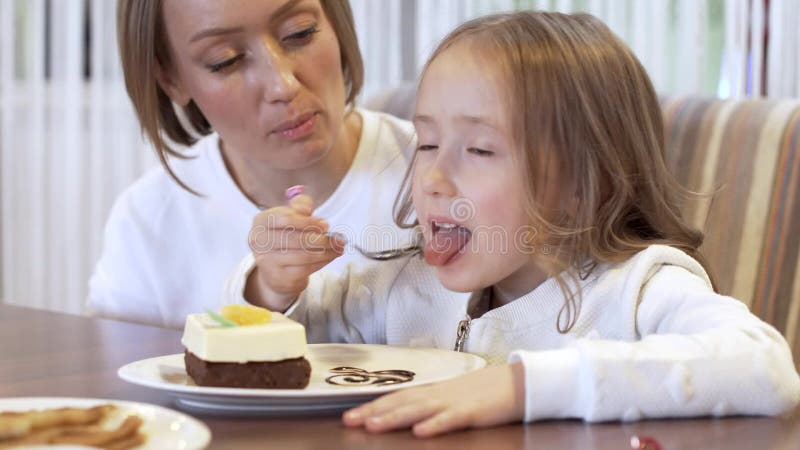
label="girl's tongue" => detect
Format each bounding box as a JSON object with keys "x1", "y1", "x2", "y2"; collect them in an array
[{"x1": 423, "y1": 224, "x2": 472, "y2": 266}]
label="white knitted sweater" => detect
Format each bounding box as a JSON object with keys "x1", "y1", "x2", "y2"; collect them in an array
[{"x1": 224, "y1": 244, "x2": 800, "y2": 422}]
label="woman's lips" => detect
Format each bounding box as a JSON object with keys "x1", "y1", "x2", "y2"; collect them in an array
[{"x1": 273, "y1": 113, "x2": 317, "y2": 140}]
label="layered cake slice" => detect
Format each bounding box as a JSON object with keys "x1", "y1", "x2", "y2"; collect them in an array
[{"x1": 181, "y1": 305, "x2": 311, "y2": 389}]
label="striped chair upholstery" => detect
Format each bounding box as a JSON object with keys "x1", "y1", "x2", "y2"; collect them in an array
[
  {"x1": 365, "y1": 88, "x2": 800, "y2": 371},
  {"x1": 661, "y1": 97, "x2": 800, "y2": 371}
]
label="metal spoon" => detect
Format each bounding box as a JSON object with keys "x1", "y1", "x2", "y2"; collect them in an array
[
  {"x1": 279, "y1": 185, "x2": 422, "y2": 261},
  {"x1": 328, "y1": 232, "x2": 422, "y2": 261}
]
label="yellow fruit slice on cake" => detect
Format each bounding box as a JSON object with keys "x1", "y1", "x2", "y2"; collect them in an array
[{"x1": 220, "y1": 304, "x2": 272, "y2": 326}]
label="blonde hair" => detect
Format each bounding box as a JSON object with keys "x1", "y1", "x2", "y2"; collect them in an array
[
  {"x1": 116, "y1": 0, "x2": 364, "y2": 193},
  {"x1": 395, "y1": 11, "x2": 713, "y2": 332}
]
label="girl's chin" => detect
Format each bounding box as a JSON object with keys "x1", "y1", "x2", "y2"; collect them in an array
[{"x1": 434, "y1": 267, "x2": 485, "y2": 293}]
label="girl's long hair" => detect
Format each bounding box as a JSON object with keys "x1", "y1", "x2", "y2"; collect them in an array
[{"x1": 395, "y1": 11, "x2": 713, "y2": 332}]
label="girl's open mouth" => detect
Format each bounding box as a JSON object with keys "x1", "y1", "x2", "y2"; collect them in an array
[{"x1": 424, "y1": 220, "x2": 472, "y2": 266}]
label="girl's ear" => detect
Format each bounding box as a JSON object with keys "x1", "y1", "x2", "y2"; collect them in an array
[
  {"x1": 562, "y1": 184, "x2": 581, "y2": 219},
  {"x1": 564, "y1": 196, "x2": 578, "y2": 218},
  {"x1": 155, "y1": 63, "x2": 191, "y2": 106}
]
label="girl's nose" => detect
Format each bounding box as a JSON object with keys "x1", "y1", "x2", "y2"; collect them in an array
[
  {"x1": 420, "y1": 157, "x2": 457, "y2": 198},
  {"x1": 258, "y1": 40, "x2": 300, "y2": 104}
]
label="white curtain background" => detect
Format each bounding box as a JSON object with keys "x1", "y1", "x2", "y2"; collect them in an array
[
  {"x1": 1, "y1": 0, "x2": 154, "y2": 315},
  {"x1": 2, "y1": 0, "x2": 799, "y2": 315}
]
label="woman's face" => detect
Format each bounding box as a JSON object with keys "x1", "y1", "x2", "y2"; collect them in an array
[{"x1": 159, "y1": 0, "x2": 348, "y2": 170}]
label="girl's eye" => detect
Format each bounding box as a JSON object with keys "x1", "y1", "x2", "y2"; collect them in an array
[
  {"x1": 283, "y1": 26, "x2": 319, "y2": 45},
  {"x1": 467, "y1": 147, "x2": 494, "y2": 157},
  {"x1": 417, "y1": 145, "x2": 438, "y2": 151},
  {"x1": 207, "y1": 54, "x2": 244, "y2": 73}
]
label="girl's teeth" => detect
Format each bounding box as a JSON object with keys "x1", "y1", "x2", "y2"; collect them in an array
[{"x1": 434, "y1": 221, "x2": 457, "y2": 229}]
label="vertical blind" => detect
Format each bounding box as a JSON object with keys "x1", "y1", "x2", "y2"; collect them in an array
[
  {"x1": 1, "y1": 0, "x2": 798, "y2": 315},
  {"x1": 1, "y1": 0, "x2": 153, "y2": 314}
]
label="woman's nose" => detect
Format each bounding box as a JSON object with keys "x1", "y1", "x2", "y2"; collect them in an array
[{"x1": 258, "y1": 40, "x2": 300, "y2": 103}]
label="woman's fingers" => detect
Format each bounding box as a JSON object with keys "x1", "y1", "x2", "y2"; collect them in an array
[
  {"x1": 250, "y1": 230, "x2": 342, "y2": 254},
  {"x1": 287, "y1": 193, "x2": 313, "y2": 215},
  {"x1": 251, "y1": 207, "x2": 328, "y2": 233},
  {"x1": 249, "y1": 198, "x2": 345, "y2": 254},
  {"x1": 257, "y1": 248, "x2": 343, "y2": 266},
  {"x1": 243, "y1": 191, "x2": 344, "y2": 310},
  {"x1": 255, "y1": 252, "x2": 340, "y2": 293}
]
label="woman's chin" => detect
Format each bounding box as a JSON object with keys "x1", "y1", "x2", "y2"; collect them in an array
[{"x1": 258, "y1": 144, "x2": 330, "y2": 170}]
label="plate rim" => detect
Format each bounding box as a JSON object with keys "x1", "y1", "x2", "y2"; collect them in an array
[
  {"x1": 0, "y1": 396, "x2": 211, "y2": 449},
  {"x1": 118, "y1": 343, "x2": 487, "y2": 399}
]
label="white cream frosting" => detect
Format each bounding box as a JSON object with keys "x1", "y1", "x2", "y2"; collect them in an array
[{"x1": 181, "y1": 312, "x2": 307, "y2": 363}]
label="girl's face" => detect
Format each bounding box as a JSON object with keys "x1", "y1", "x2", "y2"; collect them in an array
[
  {"x1": 412, "y1": 41, "x2": 551, "y2": 298},
  {"x1": 158, "y1": 0, "x2": 348, "y2": 170}
]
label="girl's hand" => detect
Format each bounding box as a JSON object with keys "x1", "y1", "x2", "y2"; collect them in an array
[
  {"x1": 244, "y1": 194, "x2": 344, "y2": 311},
  {"x1": 342, "y1": 363, "x2": 526, "y2": 438}
]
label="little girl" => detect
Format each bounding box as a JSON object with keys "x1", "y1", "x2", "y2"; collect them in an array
[{"x1": 224, "y1": 11, "x2": 800, "y2": 437}]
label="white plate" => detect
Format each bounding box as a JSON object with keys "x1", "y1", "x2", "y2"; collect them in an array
[
  {"x1": 0, "y1": 397, "x2": 211, "y2": 450},
  {"x1": 118, "y1": 343, "x2": 487, "y2": 415}
]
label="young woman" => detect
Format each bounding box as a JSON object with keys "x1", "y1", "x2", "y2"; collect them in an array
[{"x1": 89, "y1": 0, "x2": 415, "y2": 328}]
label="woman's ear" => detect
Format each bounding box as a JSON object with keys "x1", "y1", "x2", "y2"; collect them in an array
[{"x1": 155, "y1": 62, "x2": 191, "y2": 106}]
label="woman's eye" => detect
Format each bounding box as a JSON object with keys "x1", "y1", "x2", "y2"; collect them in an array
[
  {"x1": 283, "y1": 26, "x2": 319, "y2": 44},
  {"x1": 207, "y1": 54, "x2": 244, "y2": 73},
  {"x1": 417, "y1": 145, "x2": 438, "y2": 151},
  {"x1": 467, "y1": 147, "x2": 494, "y2": 157}
]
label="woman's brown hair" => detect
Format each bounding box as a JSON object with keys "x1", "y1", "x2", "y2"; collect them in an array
[
  {"x1": 395, "y1": 11, "x2": 713, "y2": 332},
  {"x1": 116, "y1": 0, "x2": 364, "y2": 193}
]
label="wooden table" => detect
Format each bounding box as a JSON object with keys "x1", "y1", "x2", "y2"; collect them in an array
[{"x1": 1, "y1": 303, "x2": 798, "y2": 449}]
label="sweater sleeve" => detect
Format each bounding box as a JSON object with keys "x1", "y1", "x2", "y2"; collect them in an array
[
  {"x1": 221, "y1": 252, "x2": 411, "y2": 344},
  {"x1": 87, "y1": 189, "x2": 166, "y2": 326},
  {"x1": 509, "y1": 265, "x2": 800, "y2": 422}
]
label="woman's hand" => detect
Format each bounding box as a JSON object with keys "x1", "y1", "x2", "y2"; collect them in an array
[
  {"x1": 245, "y1": 194, "x2": 344, "y2": 311},
  {"x1": 342, "y1": 362, "x2": 526, "y2": 438}
]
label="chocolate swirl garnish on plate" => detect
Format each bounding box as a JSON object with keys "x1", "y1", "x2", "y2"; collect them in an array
[{"x1": 325, "y1": 366, "x2": 415, "y2": 386}]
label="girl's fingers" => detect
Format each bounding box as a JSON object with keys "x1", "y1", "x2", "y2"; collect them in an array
[
  {"x1": 343, "y1": 388, "x2": 434, "y2": 427},
  {"x1": 412, "y1": 407, "x2": 475, "y2": 438},
  {"x1": 343, "y1": 397, "x2": 397, "y2": 427},
  {"x1": 342, "y1": 410, "x2": 366, "y2": 427},
  {"x1": 364, "y1": 401, "x2": 441, "y2": 433}
]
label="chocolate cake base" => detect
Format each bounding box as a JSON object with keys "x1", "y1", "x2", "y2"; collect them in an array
[{"x1": 184, "y1": 351, "x2": 311, "y2": 389}]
